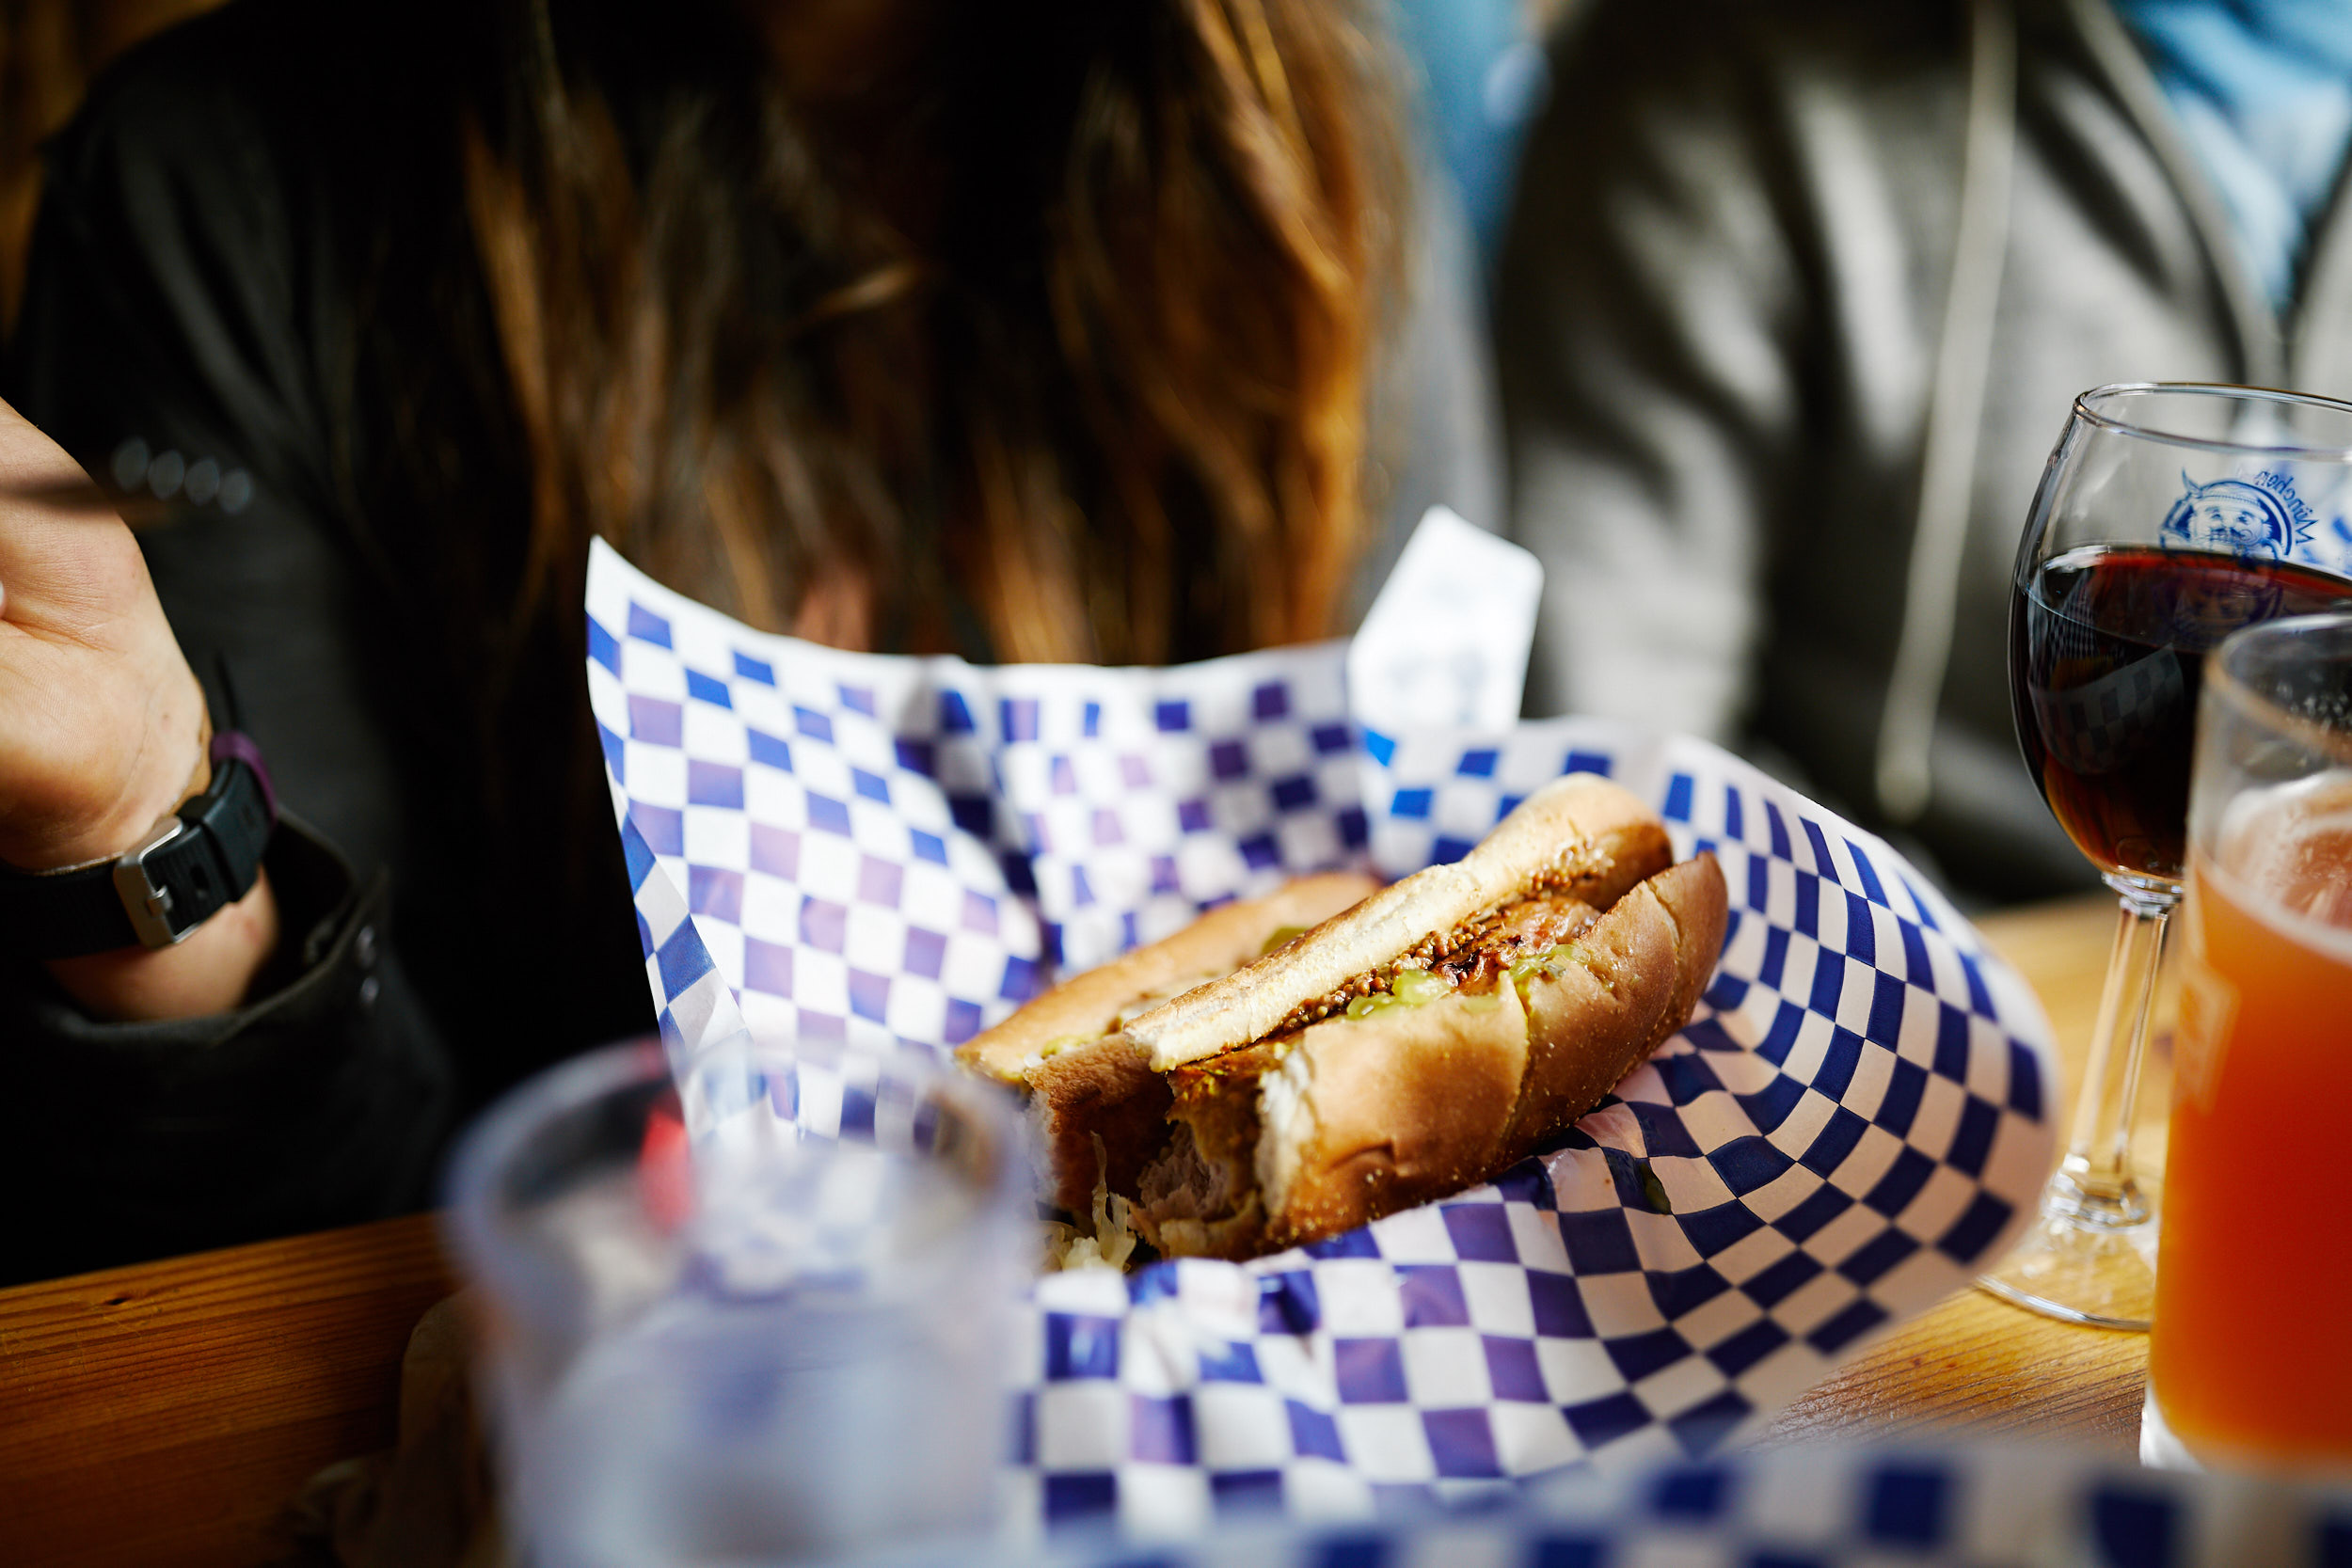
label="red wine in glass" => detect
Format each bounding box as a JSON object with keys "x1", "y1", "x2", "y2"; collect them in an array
[
  {"x1": 2010, "y1": 544, "x2": 2352, "y2": 880},
  {"x1": 1989, "y1": 384, "x2": 2352, "y2": 1333}
]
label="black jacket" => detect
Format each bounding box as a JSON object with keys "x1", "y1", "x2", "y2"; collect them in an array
[{"x1": 0, "y1": 2, "x2": 654, "y2": 1282}]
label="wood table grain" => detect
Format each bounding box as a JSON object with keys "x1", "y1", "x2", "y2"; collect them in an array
[
  {"x1": 0, "y1": 1211, "x2": 455, "y2": 1567},
  {"x1": 0, "y1": 894, "x2": 2160, "y2": 1565}
]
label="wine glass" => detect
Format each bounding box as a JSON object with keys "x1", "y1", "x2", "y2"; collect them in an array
[{"x1": 1984, "y1": 384, "x2": 2352, "y2": 1329}]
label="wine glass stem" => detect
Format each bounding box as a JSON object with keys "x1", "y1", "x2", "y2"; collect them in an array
[{"x1": 2050, "y1": 880, "x2": 2174, "y2": 1227}]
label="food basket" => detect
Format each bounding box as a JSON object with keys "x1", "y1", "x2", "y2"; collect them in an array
[{"x1": 583, "y1": 538, "x2": 2058, "y2": 1531}]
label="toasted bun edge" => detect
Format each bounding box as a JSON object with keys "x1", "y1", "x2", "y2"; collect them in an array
[
  {"x1": 955, "y1": 870, "x2": 1379, "y2": 1082},
  {"x1": 1254, "y1": 851, "x2": 1728, "y2": 1253},
  {"x1": 1128, "y1": 773, "x2": 1668, "y2": 1071}
]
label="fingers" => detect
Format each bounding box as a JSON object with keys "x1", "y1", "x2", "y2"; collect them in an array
[
  {"x1": 0, "y1": 394, "x2": 95, "y2": 501},
  {"x1": 0, "y1": 400, "x2": 215, "y2": 527},
  {"x1": 0, "y1": 398, "x2": 208, "y2": 871},
  {"x1": 0, "y1": 397, "x2": 154, "y2": 644}
]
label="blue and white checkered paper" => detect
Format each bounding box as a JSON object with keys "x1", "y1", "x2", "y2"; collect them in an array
[
  {"x1": 583, "y1": 538, "x2": 2059, "y2": 1532},
  {"x1": 893, "y1": 1440, "x2": 2352, "y2": 1567}
]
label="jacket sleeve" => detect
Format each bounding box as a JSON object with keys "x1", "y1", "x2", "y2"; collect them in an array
[
  {"x1": 1492, "y1": 4, "x2": 1809, "y2": 734},
  {"x1": 1, "y1": 820, "x2": 452, "y2": 1282},
  {"x1": 0, "y1": 44, "x2": 455, "y2": 1280}
]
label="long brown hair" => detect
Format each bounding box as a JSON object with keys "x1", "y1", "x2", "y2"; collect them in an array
[{"x1": 458, "y1": 0, "x2": 1405, "y2": 668}]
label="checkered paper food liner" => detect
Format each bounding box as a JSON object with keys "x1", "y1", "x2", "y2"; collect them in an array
[
  {"x1": 886, "y1": 1441, "x2": 2352, "y2": 1567},
  {"x1": 582, "y1": 538, "x2": 2060, "y2": 1531}
]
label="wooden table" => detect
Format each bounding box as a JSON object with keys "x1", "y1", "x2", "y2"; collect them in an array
[
  {"x1": 0, "y1": 1213, "x2": 455, "y2": 1566},
  {"x1": 0, "y1": 895, "x2": 2156, "y2": 1566}
]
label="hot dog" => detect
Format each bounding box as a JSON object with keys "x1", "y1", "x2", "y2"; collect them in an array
[{"x1": 958, "y1": 774, "x2": 1728, "y2": 1262}]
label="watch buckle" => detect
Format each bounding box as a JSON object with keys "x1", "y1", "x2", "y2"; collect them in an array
[{"x1": 112, "y1": 815, "x2": 191, "y2": 949}]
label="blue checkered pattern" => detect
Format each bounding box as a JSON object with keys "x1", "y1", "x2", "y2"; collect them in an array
[
  {"x1": 581, "y1": 540, "x2": 2061, "y2": 1532},
  {"x1": 589, "y1": 558, "x2": 1040, "y2": 1066},
  {"x1": 961, "y1": 1441, "x2": 2352, "y2": 1566},
  {"x1": 978, "y1": 648, "x2": 1361, "y2": 976}
]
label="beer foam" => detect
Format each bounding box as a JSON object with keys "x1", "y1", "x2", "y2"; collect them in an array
[{"x1": 2208, "y1": 772, "x2": 2352, "y2": 960}]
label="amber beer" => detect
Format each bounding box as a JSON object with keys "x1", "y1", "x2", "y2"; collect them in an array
[{"x1": 2152, "y1": 776, "x2": 2352, "y2": 1465}]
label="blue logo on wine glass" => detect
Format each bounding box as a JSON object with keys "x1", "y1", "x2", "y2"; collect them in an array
[{"x1": 2160, "y1": 472, "x2": 2313, "y2": 561}]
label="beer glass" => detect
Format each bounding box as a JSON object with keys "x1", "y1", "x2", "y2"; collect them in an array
[{"x1": 2144, "y1": 611, "x2": 2352, "y2": 1470}]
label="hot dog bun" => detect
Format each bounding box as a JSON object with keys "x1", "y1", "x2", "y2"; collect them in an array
[
  {"x1": 1185, "y1": 854, "x2": 1727, "y2": 1257},
  {"x1": 957, "y1": 872, "x2": 1380, "y2": 1212},
  {"x1": 958, "y1": 871, "x2": 1381, "y2": 1085},
  {"x1": 958, "y1": 774, "x2": 1729, "y2": 1260},
  {"x1": 1122, "y1": 774, "x2": 1672, "y2": 1071}
]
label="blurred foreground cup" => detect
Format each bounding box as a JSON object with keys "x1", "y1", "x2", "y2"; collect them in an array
[
  {"x1": 2146, "y1": 612, "x2": 2352, "y2": 1472},
  {"x1": 447, "y1": 1039, "x2": 1028, "y2": 1565}
]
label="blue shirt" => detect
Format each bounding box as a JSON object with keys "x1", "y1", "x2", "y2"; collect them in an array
[{"x1": 2116, "y1": 0, "x2": 2352, "y2": 313}]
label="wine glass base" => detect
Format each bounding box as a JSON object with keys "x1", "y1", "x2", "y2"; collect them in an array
[{"x1": 1975, "y1": 1209, "x2": 2158, "y2": 1330}]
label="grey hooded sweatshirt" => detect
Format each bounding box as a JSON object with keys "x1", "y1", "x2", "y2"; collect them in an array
[{"x1": 1496, "y1": 0, "x2": 2352, "y2": 902}]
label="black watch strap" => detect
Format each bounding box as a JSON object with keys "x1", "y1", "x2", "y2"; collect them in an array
[{"x1": 0, "y1": 734, "x2": 278, "y2": 958}]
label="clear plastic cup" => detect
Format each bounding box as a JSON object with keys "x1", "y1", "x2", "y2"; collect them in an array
[{"x1": 447, "y1": 1038, "x2": 1029, "y2": 1565}]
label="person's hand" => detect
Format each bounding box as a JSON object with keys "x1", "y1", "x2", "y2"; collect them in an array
[
  {"x1": 0, "y1": 397, "x2": 278, "y2": 1017},
  {"x1": 0, "y1": 397, "x2": 209, "y2": 870}
]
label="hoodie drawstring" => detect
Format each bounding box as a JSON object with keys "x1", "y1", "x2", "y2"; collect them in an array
[{"x1": 1877, "y1": 0, "x2": 2019, "y2": 822}]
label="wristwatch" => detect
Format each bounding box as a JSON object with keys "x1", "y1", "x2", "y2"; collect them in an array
[{"x1": 0, "y1": 733, "x2": 278, "y2": 958}]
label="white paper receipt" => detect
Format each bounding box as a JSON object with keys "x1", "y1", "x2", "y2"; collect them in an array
[{"x1": 1347, "y1": 505, "x2": 1544, "y2": 734}]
